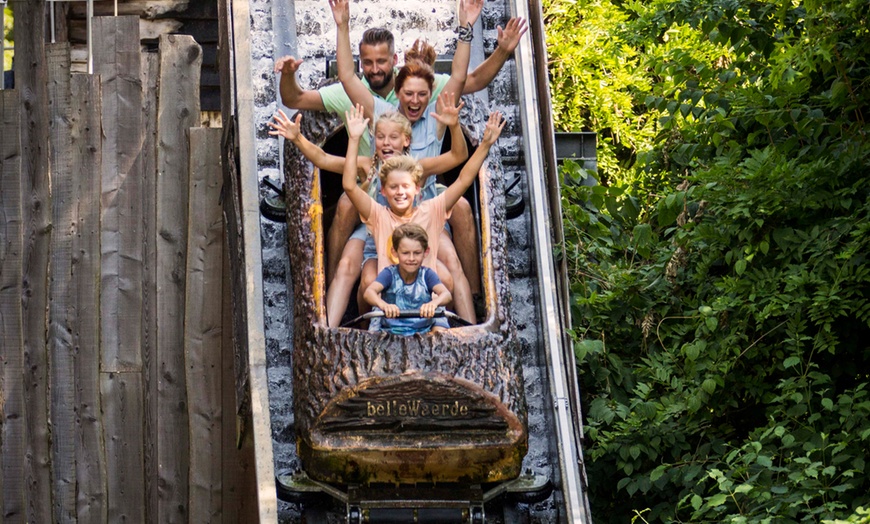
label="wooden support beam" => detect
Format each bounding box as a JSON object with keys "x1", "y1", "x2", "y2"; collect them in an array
[
  {"x1": 69, "y1": 73, "x2": 108, "y2": 524},
  {"x1": 13, "y1": 0, "x2": 55, "y2": 519},
  {"x1": 185, "y1": 127, "x2": 224, "y2": 522},
  {"x1": 92, "y1": 15, "x2": 146, "y2": 521},
  {"x1": 140, "y1": 50, "x2": 160, "y2": 524},
  {"x1": 93, "y1": 15, "x2": 144, "y2": 374},
  {"x1": 46, "y1": 42, "x2": 77, "y2": 524},
  {"x1": 155, "y1": 32, "x2": 202, "y2": 523},
  {"x1": 0, "y1": 87, "x2": 25, "y2": 524}
]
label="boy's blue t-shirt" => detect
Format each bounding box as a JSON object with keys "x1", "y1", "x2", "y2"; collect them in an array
[{"x1": 374, "y1": 265, "x2": 442, "y2": 335}]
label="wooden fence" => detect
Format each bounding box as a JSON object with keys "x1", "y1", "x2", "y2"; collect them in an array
[{"x1": 0, "y1": 14, "x2": 257, "y2": 523}]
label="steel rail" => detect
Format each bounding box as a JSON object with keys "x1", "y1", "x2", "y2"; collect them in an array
[{"x1": 510, "y1": 0, "x2": 592, "y2": 521}]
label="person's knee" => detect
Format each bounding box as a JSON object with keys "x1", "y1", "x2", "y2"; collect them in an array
[
  {"x1": 333, "y1": 197, "x2": 360, "y2": 229},
  {"x1": 335, "y1": 256, "x2": 360, "y2": 282},
  {"x1": 359, "y1": 263, "x2": 377, "y2": 288},
  {"x1": 438, "y1": 239, "x2": 465, "y2": 274},
  {"x1": 453, "y1": 197, "x2": 473, "y2": 220},
  {"x1": 442, "y1": 250, "x2": 463, "y2": 274},
  {"x1": 436, "y1": 267, "x2": 454, "y2": 291}
]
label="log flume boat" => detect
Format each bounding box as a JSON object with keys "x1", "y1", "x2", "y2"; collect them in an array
[{"x1": 282, "y1": 100, "x2": 527, "y2": 491}]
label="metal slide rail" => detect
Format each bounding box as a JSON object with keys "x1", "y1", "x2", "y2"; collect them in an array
[{"x1": 511, "y1": 0, "x2": 593, "y2": 521}]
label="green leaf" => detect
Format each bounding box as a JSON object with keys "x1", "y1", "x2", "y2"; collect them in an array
[
  {"x1": 707, "y1": 493, "x2": 728, "y2": 507},
  {"x1": 705, "y1": 316, "x2": 718, "y2": 332},
  {"x1": 783, "y1": 356, "x2": 801, "y2": 369},
  {"x1": 701, "y1": 378, "x2": 716, "y2": 394}
]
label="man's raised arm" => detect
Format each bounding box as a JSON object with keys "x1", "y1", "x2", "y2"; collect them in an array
[{"x1": 275, "y1": 55, "x2": 327, "y2": 111}]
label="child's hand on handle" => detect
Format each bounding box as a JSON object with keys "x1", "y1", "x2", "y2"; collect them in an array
[
  {"x1": 344, "y1": 104, "x2": 370, "y2": 141},
  {"x1": 482, "y1": 111, "x2": 506, "y2": 146},
  {"x1": 382, "y1": 303, "x2": 400, "y2": 318},
  {"x1": 267, "y1": 109, "x2": 302, "y2": 141},
  {"x1": 420, "y1": 301, "x2": 439, "y2": 318},
  {"x1": 431, "y1": 92, "x2": 465, "y2": 128}
]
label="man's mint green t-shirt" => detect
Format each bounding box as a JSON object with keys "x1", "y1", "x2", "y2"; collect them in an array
[{"x1": 319, "y1": 71, "x2": 449, "y2": 156}]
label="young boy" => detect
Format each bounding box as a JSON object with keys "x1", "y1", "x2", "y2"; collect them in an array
[
  {"x1": 363, "y1": 224, "x2": 451, "y2": 335},
  {"x1": 341, "y1": 104, "x2": 506, "y2": 319}
]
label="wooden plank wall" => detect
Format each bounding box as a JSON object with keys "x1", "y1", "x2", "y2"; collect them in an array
[{"x1": 0, "y1": 15, "x2": 246, "y2": 523}]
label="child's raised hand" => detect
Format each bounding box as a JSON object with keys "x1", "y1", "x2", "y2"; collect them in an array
[
  {"x1": 344, "y1": 104, "x2": 370, "y2": 140},
  {"x1": 382, "y1": 303, "x2": 400, "y2": 318},
  {"x1": 431, "y1": 91, "x2": 465, "y2": 128},
  {"x1": 267, "y1": 109, "x2": 302, "y2": 141},
  {"x1": 482, "y1": 111, "x2": 506, "y2": 146}
]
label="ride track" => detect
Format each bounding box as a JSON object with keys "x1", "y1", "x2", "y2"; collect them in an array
[{"x1": 221, "y1": 0, "x2": 592, "y2": 521}]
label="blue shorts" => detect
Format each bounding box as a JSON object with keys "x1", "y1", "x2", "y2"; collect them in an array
[
  {"x1": 349, "y1": 223, "x2": 367, "y2": 242},
  {"x1": 363, "y1": 234, "x2": 377, "y2": 262}
]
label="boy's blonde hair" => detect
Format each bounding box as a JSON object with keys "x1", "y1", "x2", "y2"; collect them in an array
[
  {"x1": 391, "y1": 223, "x2": 429, "y2": 252},
  {"x1": 378, "y1": 155, "x2": 424, "y2": 187}
]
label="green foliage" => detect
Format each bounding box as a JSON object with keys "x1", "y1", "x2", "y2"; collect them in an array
[
  {"x1": 552, "y1": 0, "x2": 870, "y2": 521},
  {"x1": 3, "y1": 7, "x2": 11, "y2": 71}
]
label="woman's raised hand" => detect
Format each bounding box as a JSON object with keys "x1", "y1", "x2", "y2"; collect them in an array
[
  {"x1": 458, "y1": 0, "x2": 484, "y2": 29},
  {"x1": 267, "y1": 109, "x2": 302, "y2": 141},
  {"x1": 344, "y1": 104, "x2": 370, "y2": 140},
  {"x1": 431, "y1": 91, "x2": 465, "y2": 128},
  {"x1": 482, "y1": 111, "x2": 506, "y2": 146}
]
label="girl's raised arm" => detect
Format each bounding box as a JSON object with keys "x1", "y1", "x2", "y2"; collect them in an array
[
  {"x1": 269, "y1": 110, "x2": 345, "y2": 173},
  {"x1": 342, "y1": 105, "x2": 375, "y2": 221},
  {"x1": 269, "y1": 110, "x2": 371, "y2": 178}
]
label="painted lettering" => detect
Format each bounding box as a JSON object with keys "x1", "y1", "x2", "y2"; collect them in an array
[{"x1": 363, "y1": 399, "x2": 472, "y2": 419}]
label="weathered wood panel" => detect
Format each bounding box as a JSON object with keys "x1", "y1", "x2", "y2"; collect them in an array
[
  {"x1": 46, "y1": 42, "x2": 77, "y2": 524},
  {"x1": 156, "y1": 33, "x2": 202, "y2": 524},
  {"x1": 93, "y1": 15, "x2": 144, "y2": 373},
  {"x1": 0, "y1": 89, "x2": 25, "y2": 523},
  {"x1": 140, "y1": 51, "x2": 160, "y2": 524},
  {"x1": 92, "y1": 16, "x2": 147, "y2": 521},
  {"x1": 185, "y1": 127, "x2": 224, "y2": 522},
  {"x1": 100, "y1": 372, "x2": 144, "y2": 523},
  {"x1": 14, "y1": 0, "x2": 55, "y2": 519},
  {"x1": 69, "y1": 74, "x2": 108, "y2": 524},
  {"x1": 220, "y1": 235, "x2": 244, "y2": 524}
]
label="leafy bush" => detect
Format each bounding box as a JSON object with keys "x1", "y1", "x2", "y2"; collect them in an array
[{"x1": 550, "y1": 0, "x2": 870, "y2": 521}]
